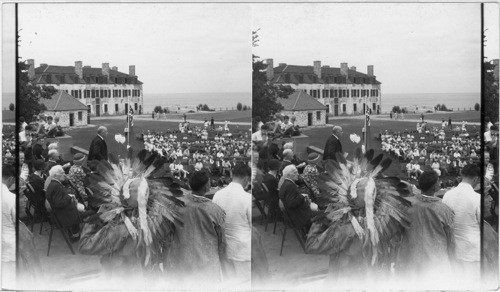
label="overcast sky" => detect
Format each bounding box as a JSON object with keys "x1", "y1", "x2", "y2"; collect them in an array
[
  {"x1": 2, "y1": 3, "x2": 499, "y2": 97},
  {"x1": 252, "y1": 3, "x2": 487, "y2": 94},
  {"x1": 13, "y1": 3, "x2": 251, "y2": 95}
]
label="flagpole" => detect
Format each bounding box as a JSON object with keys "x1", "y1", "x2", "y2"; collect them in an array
[
  {"x1": 127, "y1": 94, "x2": 130, "y2": 148},
  {"x1": 364, "y1": 105, "x2": 367, "y2": 152}
]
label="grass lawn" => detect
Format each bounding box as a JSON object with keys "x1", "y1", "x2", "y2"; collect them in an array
[
  {"x1": 391, "y1": 111, "x2": 480, "y2": 123},
  {"x1": 140, "y1": 110, "x2": 251, "y2": 123},
  {"x1": 64, "y1": 118, "x2": 252, "y2": 159},
  {"x1": 2, "y1": 110, "x2": 16, "y2": 123}
]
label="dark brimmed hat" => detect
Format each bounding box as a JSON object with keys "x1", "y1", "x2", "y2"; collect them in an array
[
  {"x1": 73, "y1": 153, "x2": 86, "y2": 163},
  {"x1": 308, "y1": 153, "x2": 321, "y2": 163},
  {"x1": 33, "y1": 159, "x2": 46, "y2": 171}
]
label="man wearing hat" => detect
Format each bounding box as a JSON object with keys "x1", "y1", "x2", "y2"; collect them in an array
[
  {"x1": 68, "y1": 153, "x2": 87, "y2": 203},
  {"x1": 262, "y1": 159, "x2": 281, "y2": 218},
  {"x1": 323, "y1": 126, "x2": 343, "y2": 162}
]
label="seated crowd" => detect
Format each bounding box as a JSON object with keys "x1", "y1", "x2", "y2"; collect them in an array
[
  {"x1": 141, "y1": 126, "x2": 251, "y2": 182},
  {"x1": 379, "y1": 126, "x2": 480, "y2": 183}
]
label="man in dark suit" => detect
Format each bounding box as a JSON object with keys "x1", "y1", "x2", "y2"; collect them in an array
[
  {"x1": 88, "y1": 126, "x2": 108, "y2": 162},
  {"x1": 323, "y1": 126, "x2": 343, "y2": 161},
  {"x1": 262, "y1": 159, "x2": 281, "y2": 217},
  {"x1": 27, "y1": 160, "x2": 47, "y2": 212}
]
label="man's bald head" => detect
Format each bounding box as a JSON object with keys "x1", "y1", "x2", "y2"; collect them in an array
[
  {"x1": 332, "y1": 126, "x2": 343, "y2": 137},
  {"x1": 97, "y1": 126, "x2": 108, "y2": 137}
]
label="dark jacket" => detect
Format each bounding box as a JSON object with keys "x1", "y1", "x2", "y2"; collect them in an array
[
  {"x1": 323, "y1": 135, "x2": 343, "y2": 161},
  {"x1": 27, "y1": 173, "x2": 46, "y2": 210},
  {"x1": 279, "y1": 179, "x2": 313, "y2": 228},
  {"x1": 88, "y1": 135, "x2": 108, "y2": 161},
  {"x1": 263, "y1": 173, "x2": 280, "y2": 213},
  {"x1": 46, "y1": 179, "x2": 80, "y2": 227}
]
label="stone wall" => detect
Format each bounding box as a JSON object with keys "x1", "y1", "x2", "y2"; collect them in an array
[
  {"x1": 282, "y1": 109, "x2": 327, "y2": 128},
  {"x1": 45, "y1": 110, "x2": 88, "y2": 127}
]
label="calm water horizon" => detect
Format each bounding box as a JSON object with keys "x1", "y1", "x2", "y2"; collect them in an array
[{"x1": 381, "y1": 92, "x2": 480, "y2": 113}]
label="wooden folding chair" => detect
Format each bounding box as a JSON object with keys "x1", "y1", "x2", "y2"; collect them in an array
[
  {"x1": 45, "y1": 202, "x2": 76, "y2": 256},
  {"x1": 278, "y1": 200, "x2": 307, "y2": 256}
]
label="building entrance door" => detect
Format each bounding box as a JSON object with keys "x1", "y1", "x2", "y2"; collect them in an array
[
  {"x1": 308, "y1": 113, "x2": 313, "y2": 126},
  {"x1": 334, "y1": 105, "x2": 339, "y2": 116},
  {"x1": 96, "y1": 105, "x2": 100, "y2": 117},
  {"x1": 69, "y1": 113, "x2": 74, "y2": 126}
]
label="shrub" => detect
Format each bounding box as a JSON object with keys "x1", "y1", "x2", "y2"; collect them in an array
[
  {"x1": 9, "y1": 103, "x2": 14, "y2": 111},
  {"x1": 237, "y1": 102, "x2": 243, "y2": 111},
  {"x1": 474, "y1": 103, "x2": 480, "y2": 111},
  {"x1": 163, "y1": 107, "x2": 169, "y2": 114},
  {"x1": 391, "y1": 105, "x2": 401, "y2": 114},
  {"x1": 242, "y1": 105, "x2": 248, "y2": 111},
  {"x1": 153, "y1": 105, "x2": 163, "y2": 113}
]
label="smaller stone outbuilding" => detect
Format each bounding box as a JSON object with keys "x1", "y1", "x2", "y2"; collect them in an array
[
  {"x1": 41, "y1": 90, "x2": 89, "y2": 127},
  {"x1": 278, "y1": 90, "x2": 328, "y2": 127}
]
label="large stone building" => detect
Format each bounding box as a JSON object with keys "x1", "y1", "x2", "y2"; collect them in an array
[
  {"x1": 278, "y1": 91, "x2": 327, "y2": 127},
  {"x1": 28, "y1": 59, "x2": 143, "y2": 117},
  {"x1": 266, "y1": 59, "x2": 382, "y2": 116},
  {"x1": 40, "y1": 90, "x2": 89, "y2": 127}
]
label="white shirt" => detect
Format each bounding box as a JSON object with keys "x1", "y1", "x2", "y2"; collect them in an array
[
  {"x1": 2, "y1": 184, "x2": 16, "y2": 262},
  {"x1": 442, "y1": 182, "x2": 480, "y2": 262},
  {"x1": 251, "y1": 130, "x2": 263, "y2": 142},
  {"x1": 212, "y1": 182, "x2": 251, "y2": 262}
]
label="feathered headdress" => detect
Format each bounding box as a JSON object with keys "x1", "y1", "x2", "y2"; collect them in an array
[
  {"x1": 87, "y1": 149, "x2": 186, "y2": 267},
  {"x1": 315, "y1": 149, "x2": 412, "y2": 266}
]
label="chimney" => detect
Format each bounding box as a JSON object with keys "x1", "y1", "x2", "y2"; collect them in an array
[
  {"x1": 129, "y1": 65, "x2": 136, "y2": 77},
  {"x1": 313, "y1": 61, "x2": 321, "y2": 79},
  {"x1": 279, "y1": 63, "x2": 287, "y2": 67},
  {"x1": 350, "y1": 66, "x2": 356, "y2": 71},
  {"x1": 27, "y1": 59, "x2": 35, "y2": 80},
  {"x1": 266, "y1": 59, "x2": 274, "y2": 81},
  {"x1": 340, "y1": 62, "x2": 348, "y2": 78},
  {"x1": 75, "y1": 61, "x2": 83, "y2": 79},
  {"x1": 112, "y1": 66, "x2": 118, "y2": 71},
  {"x1": 102, "y1": 63, "x2": 110, "y2": 77},
  {"x1": 367, "y1": 65, "x2": 374, "y2": 77}
]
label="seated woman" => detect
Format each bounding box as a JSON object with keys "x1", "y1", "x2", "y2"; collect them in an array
[{"x1": 278, "y1": 165, "x2": 318, "y2": 233}]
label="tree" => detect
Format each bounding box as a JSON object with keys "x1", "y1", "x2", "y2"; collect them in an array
[
  {"x1": 252, "y1": 30, "x2": 294, "y2": 123},
  {"x1": 242, "y1": 105, "x2": 248, "y2": 111},
  {"x1": 153, "y1": 105, "x2": 163, "y2": 113},
  {"x1": 9, "y1": 103, "x2": 14, "y2": 111},
  {"x1": 237, "y1": 102, "x2": 243, "y2": 111},
  {"x1": 391, "y1": 106, "x2": 401, "y2": 114},
  {"x1": 163, "y1": 107, "x2": 169, "y2": 114},
  {"x1": 201, "y1": 104, "x2": 211, "y2": 111},
  {"x1": 474, "y1": 103, "x2": 480, "y2": 111},
  {"x1": 435, "y1": 104, "x2": 441, "y2": 111},
  {"x1": 484, "y1": 59, "x2": 499, "y2": 123},
  {"x1": 17, "y1": 60, "x2": 57, "y2": 124}
]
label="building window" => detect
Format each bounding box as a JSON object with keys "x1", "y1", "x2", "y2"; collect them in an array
[
  {"x1": 316, "y1": 111, "x2": 321, "y2": 120},
  {"x1": 343, "y1": 104, "x2": 346, "y2": 112},
  {"x1": 134, "y1": 103, "x2": 138, "y2": 111},
  {"x1": 104, "y1": 104, "x2": 108, "y2": 113},
  {"x1": 78, "y1": 111, "x2": 82, "y2": 121},
  {"x1": 95, "y1": 77, "x2": 99, "y2": 83},
  {"x1": 87, "y1": 105, "x2": 91, "y2": 112},
  {"x1": 346, "y1": 90, "x2": 349, "y2": 98},
  {"x1": 100, "y1": 89, "x2": 104, "y2": 97},
  {"x1": 91, "y1": 89, "x2": 95, "y2": 98},
  {"x1": 115, "y1": 104, "x2": 119, "y2": 113},
  {"x1": 353, "y1": 104, "x2": 357, "y2": 112},
  {"x1": 96, "y1": 90, "x2": 100, "y2": 98}
]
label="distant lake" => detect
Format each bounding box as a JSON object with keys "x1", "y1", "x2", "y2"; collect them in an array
[
  {"x1": 382, "y1": 92, "x2": 480, "y2": 113},
  {"x1": 143, "y1": 92, "x2": 251, "y2": 113}
]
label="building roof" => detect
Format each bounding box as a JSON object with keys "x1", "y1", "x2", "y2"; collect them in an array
[
  {"x1": 41, "y1": 90, "x2": 89, "y2": 111},
  {"x1": 278, "y1": 91, "x2": 327, "y2": 111},
  {"x1": 32, "y1": 64, "x2": 143, "y2": 85},
  {"x1": 271, "y1": 64, "x2": 381, "y2": 85}
]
